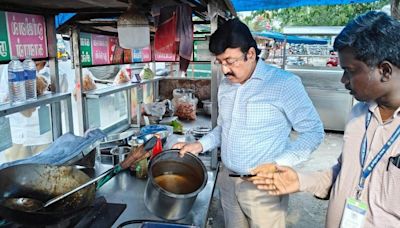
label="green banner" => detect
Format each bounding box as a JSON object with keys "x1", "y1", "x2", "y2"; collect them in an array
[
  {"x1": 80, "y1": 32, "x2": 92, "y2": 66},
  {"x1": 0, "y1": 11, "x2": 10, "y2": 62}
]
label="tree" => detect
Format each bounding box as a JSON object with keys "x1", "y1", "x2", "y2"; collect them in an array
[{"x1": 241, "y1": 0, "x2": 390, "y2": 31}]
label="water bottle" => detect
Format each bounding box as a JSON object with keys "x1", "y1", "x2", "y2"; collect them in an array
[
  {"x1": 23, "y1": 56, "x2": 37, "y2": 100},
  {"x1": 8, "y1": 57, "x2": 26, "y2": 104}
]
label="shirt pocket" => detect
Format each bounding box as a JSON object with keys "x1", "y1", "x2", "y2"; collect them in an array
[
  {"x1": 246, "y1": 102, "x2": 283, "y2": 128},
  {"x1": 379, "y1": 159, "x2": 400, "y2": 216}
]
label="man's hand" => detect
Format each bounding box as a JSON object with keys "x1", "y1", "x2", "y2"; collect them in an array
[
  {"x1": 171, "y1": 141, "x2": 203, "y2": 157},
  {"x1": 251, "y1": 166, "x2": 300, "y2": 195},
  {"x1": 247, "y1": 163, "x2": 277, "y2": 181}
]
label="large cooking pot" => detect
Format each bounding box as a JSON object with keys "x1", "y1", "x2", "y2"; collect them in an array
[
  {"x1": 144, "y1": 150, "x2": 207, "y2": 220},
  {"x1": 0, "y1": 164, "x2": 95, "y2": 225}
]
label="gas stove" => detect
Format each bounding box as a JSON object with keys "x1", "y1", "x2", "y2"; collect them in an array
[{"x1": 0, "y1": 197, "x2": 126, "y2": 228}]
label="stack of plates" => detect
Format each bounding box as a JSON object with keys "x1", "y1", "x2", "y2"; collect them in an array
[{"x1": 191, "y1": 126, "x2": 211, "y2": 139}]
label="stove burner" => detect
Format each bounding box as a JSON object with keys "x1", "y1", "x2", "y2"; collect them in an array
[{"x1": 0, "y1": 197, "x2": 126, "y2": 228}]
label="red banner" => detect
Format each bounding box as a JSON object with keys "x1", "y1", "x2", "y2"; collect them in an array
[{"x1": 154, "y1": 15, "x2": 177, "y2": 61}]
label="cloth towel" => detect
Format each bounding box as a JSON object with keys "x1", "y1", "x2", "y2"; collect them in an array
[{"x1": 0, "y1": 129, "x2": 106, "y2": 170}]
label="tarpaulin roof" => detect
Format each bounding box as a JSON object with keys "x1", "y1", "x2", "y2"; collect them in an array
[
  {"x1": 252, "y1": 31, "x2": 328, "y2": 44},
  {"x1": 232, "y1": 0, "x2": 379, "y2": 12}
]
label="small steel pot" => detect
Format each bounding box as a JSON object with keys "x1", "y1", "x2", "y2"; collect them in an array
[
  {"x1": 144, "y1": 150, "x2": 207, "y2": 220},
  {"x1": 110, "y1": 146, "x2": 131, "y2": 165},
  {"x1": 201, "y1": 100, "x2": 212, "y2": 115}
]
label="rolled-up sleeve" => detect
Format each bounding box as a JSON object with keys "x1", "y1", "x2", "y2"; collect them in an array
[
  {"x1": 199, "y1": 125, "x2": 221, "y2": 153},
  {"x1": 298, "y1": 155, "x2": 342, "y2": 198}
]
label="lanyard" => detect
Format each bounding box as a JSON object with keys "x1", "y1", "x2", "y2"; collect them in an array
[{"x1": 357, "y1": 111, "x2": 400, "y2": 199}]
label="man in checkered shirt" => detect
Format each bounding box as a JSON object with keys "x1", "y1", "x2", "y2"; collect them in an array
[{"x1": 173, "y1": 18, "x2": 324, "y2": 228}]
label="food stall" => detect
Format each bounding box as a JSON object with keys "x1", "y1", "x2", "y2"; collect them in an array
[{"x1": 0, "y1": 0, "x2": 236, "y2": 227}]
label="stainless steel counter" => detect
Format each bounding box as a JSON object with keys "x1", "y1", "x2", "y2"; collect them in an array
[
  {"x1": 92, "y1": 112, "x2": 217, "y2": 227},
  {"x1": 94, "y1": 162, "x2": 217, "y2": 228}
]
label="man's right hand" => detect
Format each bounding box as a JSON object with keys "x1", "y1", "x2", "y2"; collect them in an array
[
  {"x1": 171, "y1": 141, "x2": 203, "y2": 157},
  {"x1": 252, "y1": 166, "x2": 300, "y2": 195}
]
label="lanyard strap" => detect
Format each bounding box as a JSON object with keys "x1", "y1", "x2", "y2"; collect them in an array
[{"x1": 357, "y1": 111, "x2": 400, "y2": 199}]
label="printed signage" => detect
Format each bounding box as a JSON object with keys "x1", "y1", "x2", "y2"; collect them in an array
[
  {"x1": 154, "y1": 50, "x2": 176, "y2": 61},
  {"x1": 0, "y1": 11, "x2": 48, "y2": 62},
  {"x1": 80, "y1": 32, "x2": 92, "y2": 66},
  {"x1": 79, "y1": 33, "x2": 152, "y2": 66},
  {"x1": 91, "y1": 34, "x2": 109, "y2": 65},
  {"x1": 132, "y1": 45, "x2": 151, "y2": 62}
]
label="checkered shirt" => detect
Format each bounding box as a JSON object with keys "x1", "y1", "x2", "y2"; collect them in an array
[{"x1": 199, "y1": 60, "x2": 324, "y2": 173}]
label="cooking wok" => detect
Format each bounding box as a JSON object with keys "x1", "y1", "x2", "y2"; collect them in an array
[
  {"x1": 0, "y1": 164, "x2": 95, "y2": 225},
  {"x1": 0, "y1": 136, "x2": 157, "y2": 225}
]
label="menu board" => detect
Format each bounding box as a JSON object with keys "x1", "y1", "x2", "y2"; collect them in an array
[
  {"x1": 80, "y1": 33, "x2": 152, "y2": 66},
  {"x1": 193, "y1": 40, "x2": 211, "y2": 61},
  {"x1": 0, "y1": 11, "x2": 48, "y2": 62},
  {"x1": 91, "y1": 34, "x2": 109, "y2": 65}
]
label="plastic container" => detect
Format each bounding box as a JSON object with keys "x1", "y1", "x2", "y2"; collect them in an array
[
  {"x1": 8, "y1": 57, "x2": 26, "y2": 104},
  {"x1": 22, "y1": 56, "x2": 37, "y2": 100}
]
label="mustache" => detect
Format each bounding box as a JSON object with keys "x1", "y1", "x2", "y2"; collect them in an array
[{"x1": 224, "y1": 73, "x2": 235, "y2": 77}]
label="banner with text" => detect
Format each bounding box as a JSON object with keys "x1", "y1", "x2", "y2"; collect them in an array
[
  {"x1": 80, "y1": 33, "x2": 152, "y2": 66},
  {"x1": 0, "y1": 11, "x2": 48, "y2": 62}
]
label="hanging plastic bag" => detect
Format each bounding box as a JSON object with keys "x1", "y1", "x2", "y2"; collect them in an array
[{"x1": 172, "y1": 89, "x2": 198, "y2": 120}]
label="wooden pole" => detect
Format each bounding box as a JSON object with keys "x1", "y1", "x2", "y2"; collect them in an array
[{"x1": 391, "y1": 0, "x2": 400, "y2": 19}]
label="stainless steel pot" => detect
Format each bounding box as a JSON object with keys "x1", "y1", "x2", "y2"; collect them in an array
[
  {"x1": 201, "y1": 100, "x2": 212, "y2": 115},
  {"x1": 144, "y1": 150, "x2": 207, "y2": 220},
  {"x1": 110, "y1": 146, "x2": 131, "y2": 165}
]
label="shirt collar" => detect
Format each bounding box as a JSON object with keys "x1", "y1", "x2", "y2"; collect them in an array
[
  {"x1": 249, "y1": 59, "x2": 266, "y2": 81},
  {"x1": 368, "y1": 101, "x2": 400, "y2": 118}
]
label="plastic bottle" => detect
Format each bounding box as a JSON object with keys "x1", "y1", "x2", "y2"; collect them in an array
[
  {"x1": 151, "y1": 134, "x2": 163, "y2": 159},
  {"x1": 22, "y1": 56, "x2": 37, "y2": 100},
  {"x1": 8, "y1": 57, "x2": 26, "y2": 104},
  {"x1": 131, "y1": 138, "x2": 148, "y2": 179}
]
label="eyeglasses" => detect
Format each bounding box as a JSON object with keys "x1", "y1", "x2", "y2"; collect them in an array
[{"x1": 214, "y1": 53, "x2": 247, "y2": 67}]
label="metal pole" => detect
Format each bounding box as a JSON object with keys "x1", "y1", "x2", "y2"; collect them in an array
[
  {"x1": 282, "y1": 38, "x2": 287, "y2": 70},
  {"x1": 71, "y1": 28, "x2": 86, "y2": 135},
  {"x1": 208, "y1": 1, "x2": 220, "y2": 170},
  {"x1": 46, "y1": 15, "x2": 62, "y2": 139},
  {"x1": 66, "y1": 97, "x2": 74, "y2": 133}
]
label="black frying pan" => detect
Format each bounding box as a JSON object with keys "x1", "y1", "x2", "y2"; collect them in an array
[{"x1": 0, "y1": 164, "x2": 95, "y2": 225}]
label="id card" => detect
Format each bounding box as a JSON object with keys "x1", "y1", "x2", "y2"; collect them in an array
[{"x1": 340, "y1": 197, "x2": 368, "y2": 228}]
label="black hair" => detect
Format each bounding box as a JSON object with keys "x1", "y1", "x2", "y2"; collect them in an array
[
  {"x1": 334, "y1": 11, "x2": 400, "y2": 68},
  {"x1": 209, "y1": 18, "x2": 260, "y2": 59}
]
